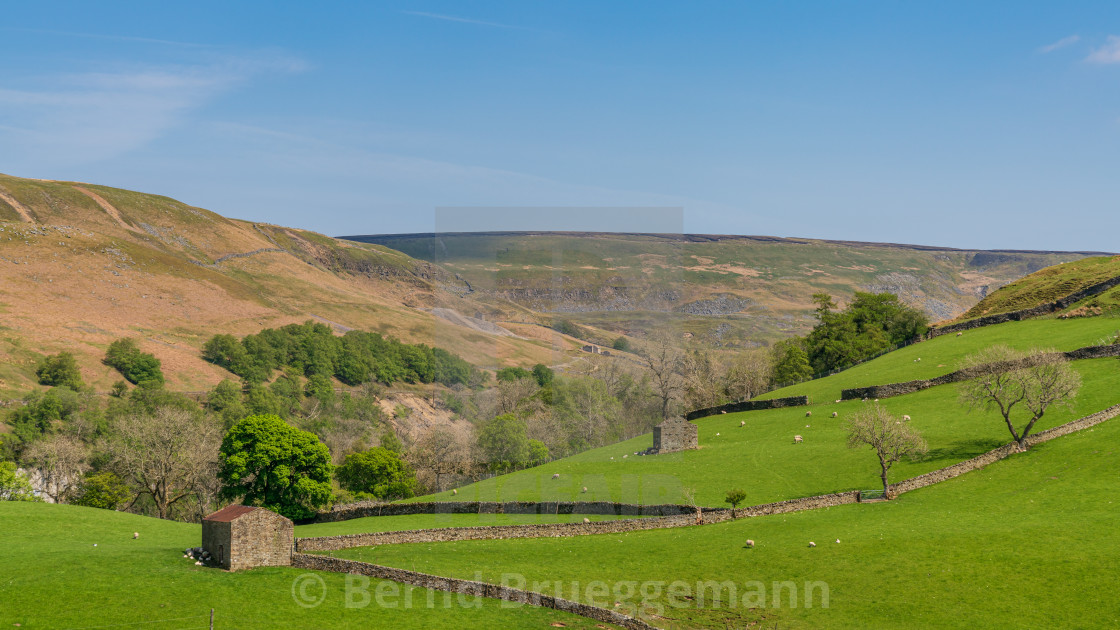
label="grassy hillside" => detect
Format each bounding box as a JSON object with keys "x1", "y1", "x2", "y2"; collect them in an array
[
  {"x1": 398, "y1": 302, "x2": 1120, "y2": 508},
  {"x1": 957, "y1": 254, "x2": 1120, "y2": 321},
  {"x1": 348, "y1": 231, "x2": 1109, "y2": 349},
  {"x1": 354, "y1": 408, "x2": 1120, "y2": 628},
  {"x1": 758, "y1": 316, "x2": 1120, "y2": 404},
  {"x1": 0, "y1": 173, "x2": 575, "y2": 396},
  {"x1": 0, "y1": 502, "x2": 614, "y2": 629}
]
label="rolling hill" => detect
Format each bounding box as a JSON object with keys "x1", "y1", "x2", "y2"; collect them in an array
[
  {"x1": 345, "y1": 231, "x2": 1112, "y2": 350},
  {"x1": 0, "y1": 173, "x2": 578, "y2": 397}
]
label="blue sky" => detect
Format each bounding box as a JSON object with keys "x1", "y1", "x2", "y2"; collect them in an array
[{"x1": 1, "y1": 1, "x2": 1118, "y2": 251}]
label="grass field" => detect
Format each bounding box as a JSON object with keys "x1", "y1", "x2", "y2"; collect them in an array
[
  {"x1": 295, "y1": 512, "x2": 653, "y2": 538},
  {"x1": 411, "y1": 353, "x2": 1120, "y2": 508},
  {"x1": 336, "y1": 411, "x2": 1120, "y2": 628},
  {"x1": 758, "y1": 315, "x2": 1120, "y2": 403},
  {"x1": 0, "y1": 502, "x2": 618, "y2": 629}
]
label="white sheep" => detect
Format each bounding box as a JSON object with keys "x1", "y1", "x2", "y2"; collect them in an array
[
  {"x1": 834, "y1": 399, "x2": 842, "y2": 404},
  {"x1": 902, "y1": 415, "x2": 911, "y2": 421},
  {"x1": 835, "y1": 539, "x2": 841, "y2": 544},
  {"x1": 133, "y1": 532, "x2": 139, "y2": 539},
  {"x1": 452, "y1": 488, "x2": 458, "y2": 495},
  {"x1": 831, "y1": 412, "x2": 838, "y2": 418},
  {"x1": 805, "y1": 424, "x2": 810, "y2": 428},
  {"x1": 808, "y1": 541, "x2": 816, "y2": 548},
  {"x1": 740, "y1": 420, "x2": 746, "y2": 427},
  {"x1": 805, "y1": 411, "x2": 812, "y2": 417},
  {"x1": 745, "y1": 539, "x2": 755, "y2": 548},
  {"x1": 721, "y1": 410, "x2": 727, "y2": 414},
  {"x1": 623, "y1": 454, "x2": 627, "y2": 458},
  {"x1": 583, "y1": 517, "x2": 591, "y2": 524},
  {"x1": 552, "y1": 473, "x2": 560, "y2": 479},
  {"x1": 957, "y1": 332, "x2": 963, "y2": 337},
  {"x1": 582, "y1": 486, "x2": 588, "y2": 493},
  {"x1": 794, "y1": 435, "x2": 803, "y2": 443}
]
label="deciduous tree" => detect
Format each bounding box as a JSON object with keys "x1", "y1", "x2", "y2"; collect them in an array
[
  {"x1": 959, "y1": 346, "x2": 1081, "y2": 450},
  {"x1": 217, "y1": 414, "x2": 333, "y2": 521},
  {"x1": 845, "y1": 403, "x2": 927, "y2": 499}
]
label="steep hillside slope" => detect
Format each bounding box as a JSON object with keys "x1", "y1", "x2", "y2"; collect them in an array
[
  {"x1": 346, "y1": 231, "x2": 1110, "y2": 348},
  {"x1": 955, "y1": 254, "x2": 1120, "y2": 321},
  {"x1": 0, "y1": 174, "x2": 565, "y2": 396}
]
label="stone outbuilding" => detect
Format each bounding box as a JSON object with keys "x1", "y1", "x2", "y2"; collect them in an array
[
  {"x1": 202, "y1": 505, "x2": 293, "y2": 571},
  {"x1": 652, "y1": 417, "x2": 699, "y2": 454}
]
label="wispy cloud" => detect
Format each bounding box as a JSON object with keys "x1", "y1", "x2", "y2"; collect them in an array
[
  {"x1": 0, "y1": 50, "x2": 308, "y2": 167},
  {"x1": 1086, "y1": 35, "x2": 1120, "y2": 64},
  {"x1": 0, "y1": 26, "x2": 214, "y2": 49},
  {"x1": 1039, "y1": 34, "x2": 1080, "y2": 53},
  {"x1": 401, "y1": 10, "x2": 528, "y2": 30}
]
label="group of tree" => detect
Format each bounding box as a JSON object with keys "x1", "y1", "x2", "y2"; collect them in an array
[
  {"x1": 202, "y1": 321, "x2": 485, "y2": 388},
  {"x1": 772, "y1": 292, "x2": 929, "y2": 384}
]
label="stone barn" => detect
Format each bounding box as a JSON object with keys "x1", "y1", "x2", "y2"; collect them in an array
[
  {"x1": 202, "y1": 505, "x2": 293, "y2": 571},
  {"x1": 652, "y1": 417, "x2": 698, "y2": 454}
]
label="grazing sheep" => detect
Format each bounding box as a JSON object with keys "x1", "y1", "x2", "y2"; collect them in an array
[
  {"x1": 835, "y1": 399, "x2": 842, "y2": 404},
  {"x1": 794, "y1": 435, "x2": 803, "y2": 443},
  {"x1": 623, "y1": 454, "x2": 628, "y2": 458},
  {"x1": 582, "y1": 486, "x2": 588, "y2": 493},
  {"x1": 808, "y1": 541, "x2": 816, "y2": 548},
  {"x1": 716, "y1": 432, "x2": 720, "y2": 436},
  {"x1": 805, "y1": 411, "x2": 812, "y2": 417},
  {"x1": 917, "y1": 357, "x2": 921, "y2": 362},
  {"x1": 874, "y1": 399, "x2": 879, "y2": 402},
  {"x1": 452, "y1": 488, "x2": 458, "y2": 495},
  {"x1": 740, "y1": 420, "x2": 745, "y2": 427},
  {"x1": 902, "y1": 415, "x2": 911, "y2": 421},
  {"x1": 583, "y1": 518, "x2": 591, "y2": 524},
  {"x1": 195, "y1": 561, "x2": 203, "y2": 566},
  {"x1": 831, "y1": 412, "x2": 838, "y2": 418},
  {"x1": 133, "y1": 532, "x2": 139, "y2": 539},
  {"x1": 835, "y1": 539, "x2": 841, "y2": 544},
  {"x1": 721, "y1": 410, "x2": 727, "y2": 414},
  {"x1": 745, "y1": 539, "x2": 755, "y2": 548},
  {"x1": 552, "y1": 473, "x2": 560, "y2": 479},
  {"x1": 957, "y1": 332, "x2": 963, "y2": 337}
]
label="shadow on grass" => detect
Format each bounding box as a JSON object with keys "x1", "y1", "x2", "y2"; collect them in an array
[{"x1": 921, "y1": 438, "x2": 1007, "y2": 463}]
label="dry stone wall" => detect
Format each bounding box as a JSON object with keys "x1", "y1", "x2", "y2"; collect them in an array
[
  {"x1": 313, "y1": 501, "x2": 714, "y2": 524},
  {"x1": 686, "y1": 396, "x2": 808, "y2": 421},
  {"x1": 889, "y1": 403, "x2": 1120, "y2": 495},
  {"x1": 291, "y1": 554, "x2": 657, "y2": 630},
  {"x1": 842, "y1": 343, "x2": 1120, "y2": 401},
  {"x1": 929, "y1": 274, "x2": 1120, "y2": 338}
]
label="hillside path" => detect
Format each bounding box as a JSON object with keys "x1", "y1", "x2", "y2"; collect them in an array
[
  {"x1": 72, "y1": 186, "x2": 142, "y2": 233},
  {"x1": 0, "y1": 187, "x2": 33, "y2": 223}
]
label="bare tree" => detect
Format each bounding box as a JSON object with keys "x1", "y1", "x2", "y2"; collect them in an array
[
  {"x1": 680, "y1": 349, "x2": 723, "y2": 411},
  {"x1": 410, "y1": 429, "x2": 465, "y2": 492},
  {"x1": 959, "y1": 346, "x2": 1081, "y2": 450},
  {"x1": 24, "y1": 435, "x2": 89, "y2": 503},
  {"x1": 723, "y1": 349, "x2": 773, "y2": 403},
  {"x1": 108, "y1": 407, "x2": 221, "y2": 519},
  {"x1": 846, "y1": 403, "x2": 927, "y2": 499},
  {"x1": 642, "y1": 334, "x2": 685, "y2": 420}
]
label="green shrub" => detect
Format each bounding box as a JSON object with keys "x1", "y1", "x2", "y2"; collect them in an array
[
  {"x1": 35, "y1": 352, "x2": 84, "y2": 390},
  {"x1": 102, "y1": 338, "x2": 164, "y2": 386}
]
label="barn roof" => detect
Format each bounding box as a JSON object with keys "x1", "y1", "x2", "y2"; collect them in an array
[{"x1": 203, "y1": 504, "x2": 258, "y2": 522}]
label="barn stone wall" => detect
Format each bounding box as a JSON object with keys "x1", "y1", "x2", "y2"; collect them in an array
[{"x1": 652, "y1": 419, "x2": 697, "y2": 453}]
